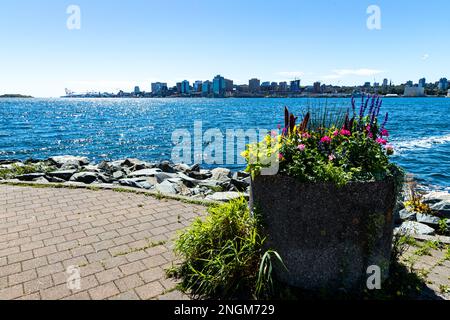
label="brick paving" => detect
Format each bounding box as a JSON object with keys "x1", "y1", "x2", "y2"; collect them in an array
[
  {"x1": 0, "y1": 185, "x2": 203, "y2": 300},
  {"x1": 1, "y1": 184, "x2": 449, "y2": 300}
]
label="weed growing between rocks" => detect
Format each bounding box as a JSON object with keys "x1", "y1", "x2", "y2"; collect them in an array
[{"x1": 167, "y1": 197, "x2": 284, "y2": 300}]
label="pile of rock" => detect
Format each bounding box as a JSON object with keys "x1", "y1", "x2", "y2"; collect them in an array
[
  {"x1": 395, "y1": 190, "x2": 450, "y2": 236},
  {"x1": 0, "y1": 156, "x2": 251, "y2": 202}
]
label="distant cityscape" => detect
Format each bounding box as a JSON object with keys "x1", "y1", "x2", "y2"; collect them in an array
[{"x1": 63, "y1": 75, "x2": 450, "y2": 98}]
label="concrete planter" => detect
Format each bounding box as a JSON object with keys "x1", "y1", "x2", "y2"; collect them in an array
[{"x1": 250, "y1": 175, "x2": 397, "y2": 293}]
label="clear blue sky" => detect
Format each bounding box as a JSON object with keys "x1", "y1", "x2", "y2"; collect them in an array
[{"x1": 0, "y1": 0, "x2": 448, "y2": 97}]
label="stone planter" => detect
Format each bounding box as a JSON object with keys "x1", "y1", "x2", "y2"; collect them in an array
[{"x1": 250, "y1": 175, "x2": 397, "y2": 293}]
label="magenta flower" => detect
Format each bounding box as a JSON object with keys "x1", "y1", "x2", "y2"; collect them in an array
[
  {"x1": 277, "y1": 124, "x2": 282, "y2": 130},
  {"x1": 333, "y1": 130, "x2": 339, "y2": 136},
  {"x1": 302, "y1": 132, "x2": 311, "y2": 139},
  {"x1": 340, "y1": 129, "x2": 351, "y2": 136},
  {"x1": 321, "y1": 136, "x2": 332, "y2": 143},
  {"x1": 297, "y1": 144, "x2": 306, "y2": 151},
  {"x1": 376, "y1": 138, "x2": 387, "y2": 145},
  {"x1": 278, "y1": 153, "x2": 284, "y2": 160},
  {"x1": 381, "y1": 129, "x2": 390, "y2": 137}
]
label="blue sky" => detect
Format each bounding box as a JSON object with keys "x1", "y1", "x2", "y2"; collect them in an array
[{"x1": 0, "y1": 0, "x2": 448, "y2": 97}]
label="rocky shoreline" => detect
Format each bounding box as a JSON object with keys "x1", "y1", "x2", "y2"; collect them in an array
[
  {"x1": 395, "y1": 190, "x2": 450, "y2": 238},
  {"x1": 0, "y1": 156, "x2": 250, "y2": 202}
]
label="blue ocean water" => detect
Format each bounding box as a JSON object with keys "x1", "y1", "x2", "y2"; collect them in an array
[{"x1": 0, "y1": 97, "x2": 449, "y2": 190}]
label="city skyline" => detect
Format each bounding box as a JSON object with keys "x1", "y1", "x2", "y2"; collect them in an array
[{"x1": 1, "y1": 0, "x2": 449, "y2": 97}]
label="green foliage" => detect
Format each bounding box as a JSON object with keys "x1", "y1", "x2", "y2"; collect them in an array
[
  {"x1": 170, "y1": 198, "x2": 283, "y2": 299},
  {"x1": 0, "y1": 164, "x2": 44, "y2": 179}
]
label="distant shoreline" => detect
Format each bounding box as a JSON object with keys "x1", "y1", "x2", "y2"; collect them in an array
[{"x1": 0, "y1": 94, "x2": 33, "y2": 99}]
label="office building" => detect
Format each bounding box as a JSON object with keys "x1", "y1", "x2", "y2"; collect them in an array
[
  {"x1": 181, "y1": 80, "x2": 190, "y2": 94},
  {"x1": 418, "y1": 78, "x2": 426, "y2": 88},
  {"x1": 151, "y1": 82, "x2": 168, "y2": 95},
  {"x1": 249, "y1": 78, "x2": 261, "y2": 93},
  {"x1": 290, "y1": 80, "x2": 301, "y2": 92},
  {"x1": 438, "y1": 78, "x2": 448, "y2": 91},
  {"x1": 213, "y1": 75, "x2": 226, "y2": 96}
]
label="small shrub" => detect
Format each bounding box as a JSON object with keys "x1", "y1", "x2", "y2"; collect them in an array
[{"x1": 169, "y1": 197, "x2": 283, "y2": 299}]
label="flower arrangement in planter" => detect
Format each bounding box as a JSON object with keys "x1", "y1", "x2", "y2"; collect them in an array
[
  {"x1": 242, "y1": 95, "x2": 404, "y2": 293},
  {"x1": 242, "y1": 95, "x2": 398, "y2": 186}
]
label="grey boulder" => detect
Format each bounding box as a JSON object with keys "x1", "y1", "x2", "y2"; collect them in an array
[
  {"x1": 155, "y1": 180, "x2": 179, "y2": 195},
  {"x1": 49, "y1": 156, "x2": 89, "y2": 168},
  {"x1": 47, "y1": 170, "x2": 77, "y2": 181},
  {"x1": 70, "y1": 172, "x2": 107, "y2": 184},
  {"x1": 211, "y1": 168, "x2": 231, "y2": 182},
  {"x1": 118, "y1": 178, "x2": 153, "y2": 190},
  {"x1": 16, "y1": 173, "x2": 46, "y2": 181},
  {"x1": 416, "y1": 212, "x2": 441, "y2": 225},
  {"x1": 397, "y1": 221, "x2": 435, "y2": 236},
  {"x1": 206, "y1": 191, "x2": 243, "y2": 202},
  {"x1": 399, "y1": 209, "x2": 416, "y2": 221},
  {"x1": 128, "y1": 168, "x2": 162, "y2": 178}
]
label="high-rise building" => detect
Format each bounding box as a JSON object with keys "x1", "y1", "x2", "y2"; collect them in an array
[
  {"x1": 313, "y1": 82, "x2": 322, "y2": 94},
  {"x1": 249, "y1": 78, "x2": 261, "y2": 93},
  {"x1": 290, "y1": 80, "x2": 301, "y2": 92},
  {"x1": 278, "y1": 82, "x2": 288, "y2": 92},
  {"x1": 405, "y1": 80, "x2": 413, "y2": 87},
  {"x1": 202, "y1": 81, "x2": 212, "y2": 95},
  {"x1": 438, "y1": 78, "x2": 448, "y2": 91},
  {"x1": 382, "y1": 78, "x2": 389, "y2": 88},
  {"x1": 213, "y1": 75, "x2": 226, "y2": 96},
  {"x1": 176, "y1": 82, "x2": 182, "y2": 94},
  {"x1": 151, "y1": 82, "x2": 168, "y2": 95},
  {"x1": 193, "y1": 81, "x2": 203, "y2": 92},
  {"x1": 134, "y1": 86, "x2": 141, "y2": 95},
  {"x1": 181, "y1": 80, "x2": 190, "y2": 94},
  {"x1": 418, "y1": 78, "x2": 426, "y2": 88},
  {"x1": 224, "y1": 79, "x2": 233, "y2": 92}
]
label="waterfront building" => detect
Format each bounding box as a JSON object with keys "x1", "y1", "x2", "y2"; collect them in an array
[
  {"x1": 225, "y1": 79, "x2": 234, "y2": 92},
  {"x1": 213, "y1": 75, "x2": 226, "y2": 96},
  {"x1": 176, "y1": 82, "x2": 182, "y2": 94},
  {"x1": 181, "y1": 80, "x2": 190, "y2": 94},
  {"x1": 290, "y1": 80, "x2": 301, "y2": 92},
  {"x1": 236, "y1": 84, "x2": 249, "y2": 92},
  {"x1": 405, "y1": 80, "x2": 413, "y2": 87},
  {"x1": 382, "y1": 78, "x2": 388, "y2": 88},
  {"x1": 249, "y1": 78, "x2": 261, "y2": 93},
  {"x1": 261, "y1": 82, "x2": 271, "y2": 92},
  {"x1": 278, "y1": 82, "x2": 288, "y2": 92},
  {"x1": 438, "y1": 78, "x2": 448, "y2": 91},
  {"x1": 404, "y1": 85, "x2": 425, "y2": 97},
  {"x1": 134, "y1": 86, "x2": 141, "y2": 95},
  {"x1": 313, "y1": 82, "x2": 322, "y2": 94},
  {"x1": 202, "y1": 81, "x2": 212, "y2": 95},
  {"x1": 151, "y1": 82, "x2": 168, "y2": 95},
  {"x1": 194, "y1": 81, "x2": 203, "y2": 92},
  {"x1": 418, "y1": 78, "x2": 426, "y2": 88}
]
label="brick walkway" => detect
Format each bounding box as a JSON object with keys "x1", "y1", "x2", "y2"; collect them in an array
[
  {"x1": 1, "y1": 184, "x2": 449, "y2": 300},
  {"x1": 0, "y1": 185, "x2": 205, "y2": 300}
]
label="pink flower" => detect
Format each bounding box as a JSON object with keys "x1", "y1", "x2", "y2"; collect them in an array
[
  {"x1": 302, "y1": 133, "x2": 311, "y2": 139},
  {"x1": 340, "y1": 129, "x2": 351, "y2": 136},
  {"x1": 277, "y1": 124, "x2": 282, "y2": 130},
  {"x1": 381, "y1": 129, "x2": 390, "y2": 137},
  {"x1": 366, "y1": 125, "x2": 371, "y2": 132},
  {"x1": 297, "y1": 144, "x2": 306, "y2": 151},
  {"x1": 376, "y1": 138, "x2": 387, "y2": 145},
  {"x1": 320, "y1": 136, "x2": 332, "y2": 144},
  {"x1": 333, "y1": 130, "x2": 339, "y2": 136},
  {"x1": 271, "y1": 130, "x2": 278, "y2": 137},
  {"x1": 328, "y1": 154, "x2": 336, "y2": 161},
  {"x1": 385, "y1": 144, "x2": 394, "y2": 155},
  {"x1": 278, "y1": 153, "x2": 284, "y2": 160}
]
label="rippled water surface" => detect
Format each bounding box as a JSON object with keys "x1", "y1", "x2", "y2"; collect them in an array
[{"x1": 1, "y1": 97, "x2": 449, "y2": 190}]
